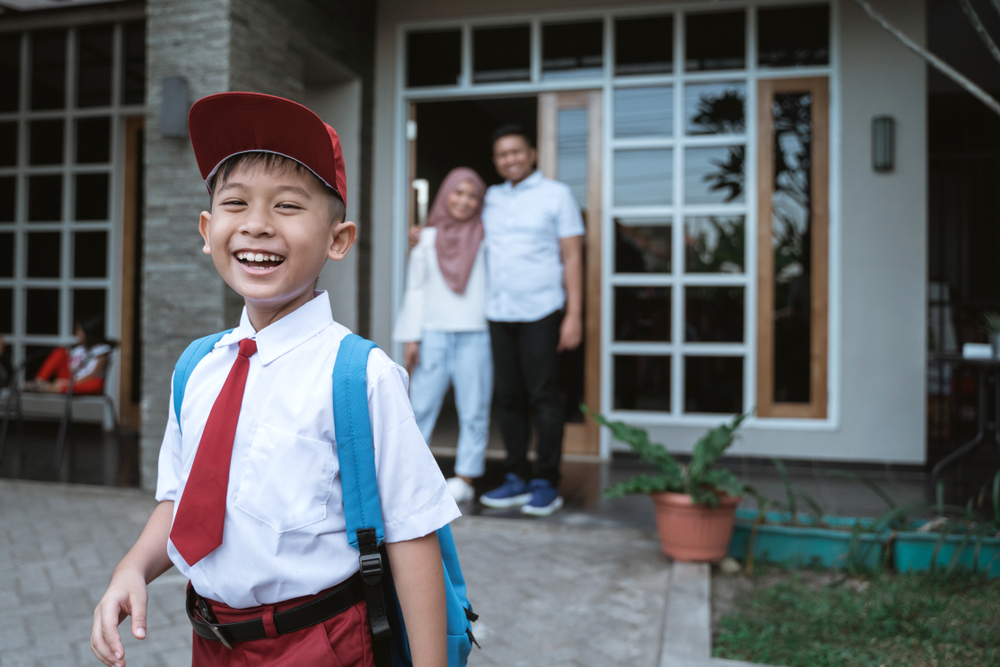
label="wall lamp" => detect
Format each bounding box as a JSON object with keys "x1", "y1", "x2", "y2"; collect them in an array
[
  {"x1": 872, "y1": 116, "x2": 895, "y2": 173},
  {"x1": 161, "y1": 76, "x2": 191, "y2": 138}
]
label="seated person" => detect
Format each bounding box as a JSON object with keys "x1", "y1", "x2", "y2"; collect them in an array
[{"x1": 27, "y1": 315, "x2": 113, "y2": 395}]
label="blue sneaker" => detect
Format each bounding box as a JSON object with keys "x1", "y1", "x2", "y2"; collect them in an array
[
  {"x1": 520, "y1": 479, "x2": 564, "y2": 516},
  {"x1": 479, "y1": 473, "x2": 532, "y2": 508}
]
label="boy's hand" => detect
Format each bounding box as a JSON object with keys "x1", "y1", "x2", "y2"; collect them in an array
[{"x1": 91, "y1": 568, "x2": 148, "y2": 667}]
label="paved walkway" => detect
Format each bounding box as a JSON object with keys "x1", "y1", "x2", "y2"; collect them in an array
[{"x1": 0, "y1": 480, "x2": 679, "y2": 667}]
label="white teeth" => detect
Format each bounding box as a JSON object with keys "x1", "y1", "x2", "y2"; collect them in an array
[
  {"x1": 237, "y1": 251, "x2": 283, "y2": 263},
  {"x1": 254, "y1": 253, "x2": 264, "y2": 262}
]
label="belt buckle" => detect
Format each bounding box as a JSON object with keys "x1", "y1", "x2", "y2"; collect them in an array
[{"x1": 195, "y1": 597, "x2": 233, "y2": 650}]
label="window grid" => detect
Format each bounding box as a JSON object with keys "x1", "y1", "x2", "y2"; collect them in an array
[{"x1": 0, "y1": 24, "x2": 143, "y2": 374}]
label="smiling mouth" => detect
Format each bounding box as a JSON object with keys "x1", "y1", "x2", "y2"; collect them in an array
[{"x1": 235, "y1": 251, "x2": 286, "y2": 270}]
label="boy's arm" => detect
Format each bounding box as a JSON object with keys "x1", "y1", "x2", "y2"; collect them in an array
[
  {"x1": 385, "y1": 533, "x2": 447, "y2": 667},
  {"x1": 91, "y1": 500, "x2": 175, "y2": 667}
]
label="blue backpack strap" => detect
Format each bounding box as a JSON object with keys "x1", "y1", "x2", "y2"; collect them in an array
[{"x1": 172, "y1": 330, "x2": 232, "y2": 434}]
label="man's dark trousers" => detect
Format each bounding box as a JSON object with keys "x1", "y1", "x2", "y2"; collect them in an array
[{"x1": 488, "y1": 309, "x2": 563, "y2": 486}]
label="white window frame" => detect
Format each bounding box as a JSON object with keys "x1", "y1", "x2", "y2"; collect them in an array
[{"x1": 393, "y1": 0, "x2": 842, "y2": 458}]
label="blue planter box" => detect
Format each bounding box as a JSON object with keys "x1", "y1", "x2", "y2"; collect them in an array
[
  {"x1": 727, "y1": 509, "x2": 885, "y2": 570},
  {"x1": 894, "y1": 524, "x2": 1000, "y2": 578}
]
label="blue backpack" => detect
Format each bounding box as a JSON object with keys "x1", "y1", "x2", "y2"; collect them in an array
[{"x1": 173, "y1": 331, "x2": 478, "y2": 667}]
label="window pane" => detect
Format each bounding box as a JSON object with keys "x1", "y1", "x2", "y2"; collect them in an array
[
  {"x1": 685, "y1": 286, "x2": 744, "y2": 342},
  {"x1": 685, "y1": 356, "x2": 742, "y2": 413},
  {"x1": 26, "y1": 288, "x2": 60, "y2": 335},
  {"x1": 406, "y1": 30, "x2": 461, "y2": 88},
  {"x1": 614, "y1": 149, "x2": 673, "y2": 206},
  {"x1": 557, "y1": 108, "x2": 588, "y2": 208},
  {"x1": 685, "y1": 146, "x2": 745, "y2": 204},
  {"x1": 31, "y1": 29, "x2": 67, "y2": 110},
  {"x1": 75, "y1": 173, "x2": 109, "y2": 221},
  {"x1": 685, "y1": 11, "x2": 745, "y2": 72},
  {"x1": 614, "y1": 355, "x2": 671, "y2": 411},
  {"x1": 0, "y1": 177, "x2": 14, "y2": 222},
  {"x1": 0, "y1": 34, "x2": 20, "y2": 112},
  {"x1": 758, "y1": 6, "x2": 830, "y2": 68},
  {"x1": 28, "y1": 175, "x2": 62, "y2": 222},
  {"x1": 0, "y1": 288, "x2": 11, "y2": 334},
  {"x1": 29, "y1": 119, "x2": 64, "y2": 165},
  {"x1": 473, "y1": 25, "x2": 530, "y2": 83},
  {"x1": 615, "y1": 286, "x2": 671, "y2": 342},
  {"x1": 542, "y1": 21, "x2": 603, "y2": 80},
  {"x1": 685, "y1": 82, "x2": 745, "y2": 135},
  {"x1": 123, "y1": 20, "x2": 146, "y2": 105},
  {"x1": 0, "y1": 232, "x2": 13, "y2": 277},
  {"x1": 76, "y1": 117, "x2": 111, "y2": 164},
  {"x1": 0, "y1": 122, "x2": 16, "y2": 166},
  {"x1": 615, "y1": 220, "x2": 671, "y2": 273},
  {"x1": 684, "y1": 216, "x2": 745, "y2": 273},
  {"x1": 27, "y1": 231, "x2": 61, "y2": 278},
  {"x1": 614, "y1": 86, "x2": 672, "y2": 138},
  {"x1": 615, "y1": 15, "x2": 673, "y2": 76},
  {"x1": 77, "y1": 24, "x2": 114, "y2": 108},
  {"x1": 772, "y1": 92, "x2": 815, "y2": 403},
  {"x1": 73, "y1": 288, "x2": 106, "y2": 326},
  {"x1": 74, "y1": 231, "x2": 107, "y2": 278}
]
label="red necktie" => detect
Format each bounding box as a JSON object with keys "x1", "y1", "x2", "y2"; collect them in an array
[{"x1": 170, "y1": 338, "x2": 257, "y2": 566}]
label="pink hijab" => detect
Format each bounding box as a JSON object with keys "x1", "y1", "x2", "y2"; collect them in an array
[{"x1": 427, "y1": 167, "x2": 486, "y2": 295}]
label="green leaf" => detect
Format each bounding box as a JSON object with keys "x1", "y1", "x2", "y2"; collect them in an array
[
  {"x1": 773, "y1": 459, "x2": 798, "y2": 518},
  {"x1": 826, "y1": 470, "x2": 897, "y2": 510},
  {"x1": 604, "y1": 474, "x2": 675, "y2": 498}
]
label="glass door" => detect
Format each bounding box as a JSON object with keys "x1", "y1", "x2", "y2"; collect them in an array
[{"x1": 537, "y1": 90, "x2": 602, "y2": 456}]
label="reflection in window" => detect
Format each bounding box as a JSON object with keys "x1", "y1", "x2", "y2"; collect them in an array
[
  {"x1": 542, "y1": 21, "x2": 603, "y2": 80},
  {"x1": 0, "y1": 122, "x2": 16, "y2": 166},
  {"x1": 615, "y1": 287, "x2": 671, "y2": 342},
  {"x1": 615, "y1": 221, "x2": 671, "y2": 273},
  {"x1": 685, "y1": 286, "x2": 744, "y2": 342},
  {"x1": 557, "y1": 108, "x2": 588, "y2": 208},
  {"x1": 26, "y1": 289, "x2": 60, "y2": 335},
  {"x1": 758, "y1": 6, "x2": 830, "y2": 68},
  {"x1": 27, "y1": 232, "x2": 61, "y2": 278},
  {"x1": 615, "y1": 15, "x2": 673, "y2": 76},
  {"x1": 685, "y1": 356, "x2": 742, "y2": 414},
  {"x1": 30, "y1": 119, "x2": 64, "y2": 165},
  {"x1": 0, "y1": 34, "x2": 20, "y2": 113},
  {"x1": 28, "y1": 175, "x2": 62, "y2": 222},
  {"x1": 76, "y1": 117, "x2": 111, "y2": 164},
  {"x1": 614, "y1": 149, "x2": 673, "y2": 206},
  {"x1": 0, "y1": 288, "x2": 10, "y2": 334},
  {"x1": 31, "y1": 30, "x2": 67, "y2": 110},
  {"x1": 473, "y1": 26, "x2": 530, "y2": 83},
  {"x1": 685, "y1": 146, "x2": 745, "y2": 205},
  {"x1": 77, "y1": 24, "x2": 114, "y2": 108},
  {"x1": 0, "y1": 178, "x2": 13, "y2": 222},
  {"x1": 685, "y1": 82, "x2": 745, "y2": 135},
  {"x1": 74, "y1": 231, "x2": 108, "y2": 278},
  {"x1": 685, "y1": 11, "x2": 745, "y2": 72},
  {"x1": 123, "y1": 20, "x2": 146, "y2": 105},
  {"x1": 772, "y1": 93, "x2": 814, "y2": 403},
  {"x1": 406, "y1": 30, "x2": 461, "y2": 88},
  {"x1": 685, "y1": 216, "x2": 745, "y2": 273},
  {"x1": 615, "y1": 355, "x2": 671, "y2": 411},
  {"x1": 75, "y1": 173, "x2": 110, "y2": 221},
  {"x1": 0, "y1": 233, "x2": 13, "y2": 277},
  {"x1": 614, "y1": 87, "x2": 672, "y2": 137}
]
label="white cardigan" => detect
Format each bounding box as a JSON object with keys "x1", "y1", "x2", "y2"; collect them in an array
[{"x1": 392, "y1": 227, "x2": 488, "y2": 343}]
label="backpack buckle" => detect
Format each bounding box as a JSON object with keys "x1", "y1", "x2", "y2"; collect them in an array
[{"x1": 359, "y1": 552, "x2": 383, "y2": 585}]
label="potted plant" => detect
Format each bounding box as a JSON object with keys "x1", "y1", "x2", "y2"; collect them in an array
[
  {"x1": 985, "y1": 312, "x2": 1000, "y2": 359},
  {"x1": 585, "y1": 407, "x2": 751, "y2": 562}
]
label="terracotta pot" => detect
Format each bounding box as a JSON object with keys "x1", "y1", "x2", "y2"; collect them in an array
[{"x1": 650, "y1": 491, "x2": 741, "y2": 562}]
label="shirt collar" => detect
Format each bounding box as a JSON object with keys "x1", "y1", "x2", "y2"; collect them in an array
[
  {"x1": 218, "y1": 291, "x2": 334, "y2": 365},
  {"x1": 505, "y1": 169, "x2": 543, "y2": 191}
]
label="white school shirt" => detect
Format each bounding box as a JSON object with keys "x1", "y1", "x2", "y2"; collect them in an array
[
  {"x1": 155, "y1": 291, "x2": 460, "y2": 609},
  {"x1": 392, "y1": 227, "x2": 487, "y2": 343},
  {"x1": 481, "y1": 170, "x2": 585, "y2": 322}
]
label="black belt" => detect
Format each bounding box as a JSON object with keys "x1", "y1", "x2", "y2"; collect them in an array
[{"x1": 186, "y1": 572, "x2": 365, "y2": 648}]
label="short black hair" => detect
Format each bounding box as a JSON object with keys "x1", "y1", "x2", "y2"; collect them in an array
[
  {"x1": 491, "y1": 123, "x2": 535, "y2": 148},
  {"x1": 207, "y1": 151, "x2": 346, "y2": 224}
]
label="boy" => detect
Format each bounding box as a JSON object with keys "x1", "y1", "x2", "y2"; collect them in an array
[{"x1": 90, "y1": 92, "x2": 460, "y2": 667}]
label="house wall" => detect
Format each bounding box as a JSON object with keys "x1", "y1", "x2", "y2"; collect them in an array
[{"x1": 371, "y1": 0, "x2": 928, "y2": 463}]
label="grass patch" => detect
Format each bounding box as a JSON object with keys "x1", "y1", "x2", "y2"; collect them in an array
[{"x1": 714, "y1": 572, "x2": 1000, "y2": 666}]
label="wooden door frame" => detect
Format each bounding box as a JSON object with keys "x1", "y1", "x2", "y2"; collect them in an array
[
  {"x1": 118, "y1": 116, "x2": 144, "y2": 430},
  {"x1": 756, "y1": 77, "x2": 829, "y2": 419},
  {"x1": 538, "y1": 90, "x2": 603, "y2": 456}
]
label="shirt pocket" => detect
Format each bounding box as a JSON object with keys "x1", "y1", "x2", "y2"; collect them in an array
[{"x1": 233, "y1": 422, "x2": 337, "y2": 533}]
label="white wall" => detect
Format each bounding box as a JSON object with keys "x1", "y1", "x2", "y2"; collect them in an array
[{"x1": 306, "y1": 80, "x2": 362, "y2": 332}]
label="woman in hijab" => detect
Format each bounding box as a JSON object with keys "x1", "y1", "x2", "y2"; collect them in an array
[{"x1": 393, "y1": 167, "x2": 490, "y2": 504}]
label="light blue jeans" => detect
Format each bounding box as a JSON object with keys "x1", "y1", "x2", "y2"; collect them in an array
[{"x1": 409, "y1": 330, "x2": 493, "y2": 478}]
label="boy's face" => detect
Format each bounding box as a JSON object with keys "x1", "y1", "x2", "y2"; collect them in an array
[{"x1": 198, "y1": 162, "x2": 355, "y2": 326}]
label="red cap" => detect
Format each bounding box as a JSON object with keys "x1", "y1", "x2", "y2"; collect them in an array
[{"x1": 188, "y1": 92, "x2": 347, "y2": 207}]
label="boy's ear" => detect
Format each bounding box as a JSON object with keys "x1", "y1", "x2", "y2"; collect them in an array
[
  {"x1": 198, "y1": 211, "x2": 212, "y2": 255},
  {"x1": 328, "y1": 220, "x2": 357, "y2": 261}
]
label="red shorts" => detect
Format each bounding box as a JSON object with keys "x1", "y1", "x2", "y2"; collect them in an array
[{"x1": 191, "y1": 587, "x2": 375, "y2": 667}]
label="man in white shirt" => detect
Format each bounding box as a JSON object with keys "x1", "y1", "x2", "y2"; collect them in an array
[{"x1": 479, "y1": 124, "x2": 585, "y2": 517}]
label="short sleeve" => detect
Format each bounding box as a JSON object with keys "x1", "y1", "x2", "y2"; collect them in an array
[
  {"x1": 366, "y1": 350, "x2": 460, "y2": 542},
  {"x1": 555, "y1": 183, "x2": 585, "y2": 239},
  {"x1": 154, "y1": 377, "x2": 184, "y2": 503}
]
